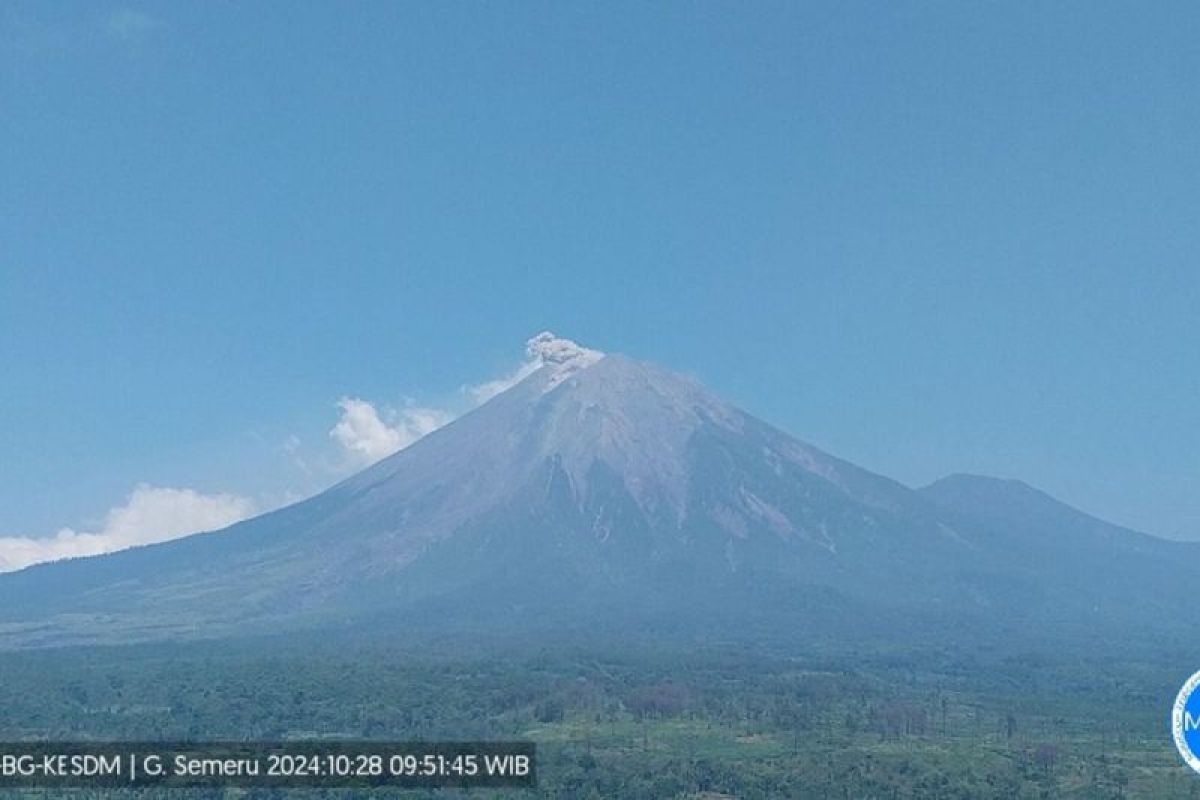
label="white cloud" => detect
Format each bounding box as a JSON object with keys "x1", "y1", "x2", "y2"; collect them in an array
[
  {"x1": 0, "y1": 333, "x2": 605, "y2": 572},
  {"x1": 466, "y1": 332, "x2": 603, "y2": 403},
  {"x1": 0, "y1": 485, "x2": 257, "y2": 573},
  {"x1": 524, "y1": 331, "x2": 603, "y2": 366},
  {"x1": 283, "y1": 434, "x2": 309, "y2": 473},
  {"x1": 329, "y1": 333, "x2": 604, "y2": 466},
  {"x1": 329, "y1": 398, "x2": 453, "y2": 467},
  {"x1": 105, "y1": 8, "x2": 158, "y2": 41},
  {"x1": 466, "y1": 360, "x2": 541, "y2": 405}
]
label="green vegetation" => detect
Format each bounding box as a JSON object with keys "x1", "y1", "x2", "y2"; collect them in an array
[{"x1": 0, "y1": 635, "x2": 1193, "y2": 798}]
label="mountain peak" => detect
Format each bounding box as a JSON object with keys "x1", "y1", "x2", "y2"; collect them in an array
[
  {"x1": 1, "y1": 345, "x2": 1192, "y2": 650},
  {"x1": 521, "y1": 332, "x2": 605, "y2": 393},
  {"x1": 921, "y1": 473, "x2": 1060, "y2": 510},
  {"x1": 525, "y1": 331, "x2": 604, "y2": 367},
  {"x1": 923, "y1": 473, "x2": 1039, "y2": 497},
  {"x1": 919, "y1": 472, "x2": 1143, "y2": 541}
]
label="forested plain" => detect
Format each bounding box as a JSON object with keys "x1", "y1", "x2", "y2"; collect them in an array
[{"x1": 0, "y1": 627, "x2": 1194, "y2": 799}]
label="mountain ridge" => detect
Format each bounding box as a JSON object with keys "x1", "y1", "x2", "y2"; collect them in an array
[{"x1": 0, "y1": 340, "x2": 1192, "y2": 651}]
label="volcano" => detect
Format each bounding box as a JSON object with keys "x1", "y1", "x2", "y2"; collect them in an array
[{"x1": 0, "y1": 334, "x2": 1193, "y2": 649}]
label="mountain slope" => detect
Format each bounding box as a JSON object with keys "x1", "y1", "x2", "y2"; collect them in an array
[
  {"x1": 919, "y1": 473, "x2": 1198, "y2": 633},
  {"x1": 0, "y1": 341, "x2": 1192, "y2": 650}
]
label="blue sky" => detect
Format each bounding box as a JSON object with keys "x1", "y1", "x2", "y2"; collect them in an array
[{"x1": 2, "y1": 1, "x2": 1197, "y2": 558}]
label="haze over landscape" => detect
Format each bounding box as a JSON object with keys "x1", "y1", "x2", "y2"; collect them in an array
[
  {"x1": 0, "y1": 332, "x2": 1193, "y2": 658},
  {"x1": 3, "y1": 3, "x2": 1197, "y2": 559},
  {"x1": 3, "y1": 3, "x2": 1200, "y2": 796}
]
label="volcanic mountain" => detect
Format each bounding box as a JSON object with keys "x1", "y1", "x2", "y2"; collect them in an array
[{"x1": 0, "y1": 335, "x2": 1193, "y2": 649}]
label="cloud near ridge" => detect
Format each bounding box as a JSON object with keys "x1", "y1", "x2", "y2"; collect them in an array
[
  {"x1": 466, "y1": 360, "x2": 542, "y2": 405},
  {"x1": 329, "y1": 398, "x2": 453, "y2": 466},
  {"x1": 0, "y1": 334, "x2": 603, "y2": 573},
  {"x1": 0, "y1": 485, "x2": 257, "y2": 573},
  {"x1": 468, "y1": 331, "x2": 603, "y2": 403},
  {"x1": 105, "y1": 8, "x2": 158, "y2": 42},
  {"x1": 330, "y1": 332, "x2": 604, "y2": 465}
]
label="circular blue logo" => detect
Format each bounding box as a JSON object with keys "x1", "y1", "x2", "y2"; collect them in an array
[{"x1": 1173, "y1": 670, "x2": 1200, "y2": 774}]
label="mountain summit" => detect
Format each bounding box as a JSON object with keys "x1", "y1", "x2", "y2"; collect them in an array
[{"x1": 0, "y1": 336, "x2": 1193, "y2": 648}]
